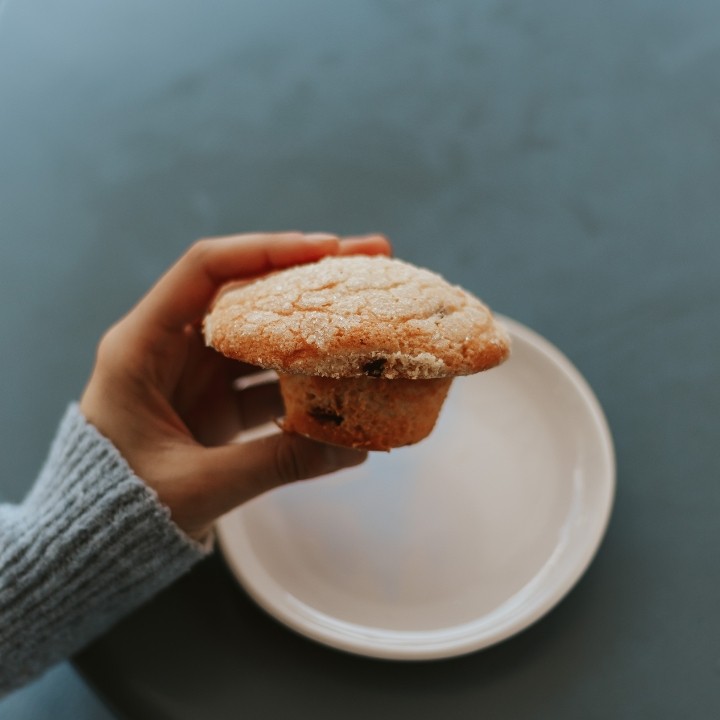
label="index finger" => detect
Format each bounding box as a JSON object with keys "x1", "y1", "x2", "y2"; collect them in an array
[{"x1": 131, "y1": 232, "x2": 390, "y2": 334}]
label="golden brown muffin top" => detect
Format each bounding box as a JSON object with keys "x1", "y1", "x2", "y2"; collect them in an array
[{"x1": 203, "y1": 255, "x2": 510, "y2": 379}]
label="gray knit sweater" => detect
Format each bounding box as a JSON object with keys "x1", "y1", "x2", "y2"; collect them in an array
[{"x1": 0, "y1": 404, "x2": 210, "y2": 696}]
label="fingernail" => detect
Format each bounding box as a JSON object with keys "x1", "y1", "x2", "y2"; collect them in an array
[{"x1": 341, "y1": 235, "x2": 392, "y2": 254}]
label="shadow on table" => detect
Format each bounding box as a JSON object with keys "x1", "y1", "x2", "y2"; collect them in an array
[{"x1": 75, "y1": 549, "x2": 601, "y2": 720}]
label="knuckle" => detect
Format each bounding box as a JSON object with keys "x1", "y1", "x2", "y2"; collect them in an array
[
  {"x1": 94, "y1": 321, "x2": 146, "y2": 384},
  {"x1": 186, "y1": 237, "x2": 213, "y2": 263},
  {"x1": 96, "y1": 322, "x2": 125, "y2": 367},
  {"x1": 273, "y1": 438, "x2": 307, "y2": 484}
]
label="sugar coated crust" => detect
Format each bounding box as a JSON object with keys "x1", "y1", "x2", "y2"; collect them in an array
[{"x1": 203, "y1": 255, "x2": 510, "y2": 379}]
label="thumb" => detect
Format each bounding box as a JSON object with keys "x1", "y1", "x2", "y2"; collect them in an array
[{"x1": 190, "y1": 432, "x2": 367, "y2": 520}]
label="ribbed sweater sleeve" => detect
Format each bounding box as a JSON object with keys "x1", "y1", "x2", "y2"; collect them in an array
[{"x1": 0, "y1": 404, "x2": 210, "y2": 695}]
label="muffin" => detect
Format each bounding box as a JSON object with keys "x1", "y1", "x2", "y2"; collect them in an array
[{"x1": 203, "y1": 255, "x2": 510, "y2": 450}]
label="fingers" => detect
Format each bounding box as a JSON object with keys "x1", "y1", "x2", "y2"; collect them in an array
[
  {"x1": 339, "y1": 235, "x2": 392, "y2": 257},
  {"x1": 180, "y1": 434, "x2": 367, "y2": 524},
  {"x1": 235, "y1": 381, "x2": 284, "y2": 431},
  {"x1": 175, "y1": 367, "x2": 284, "y2": 446},
  {"x1": 130, "y1": 232, "x2": 391, "y2": 336},
  {"x1": 133, "y1": 232, "x2": 341, "y2": 334}
]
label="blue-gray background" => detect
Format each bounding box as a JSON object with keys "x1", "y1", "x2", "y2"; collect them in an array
[{"x1": 1, "y1": 0, "x2": 718, "y2": 718}]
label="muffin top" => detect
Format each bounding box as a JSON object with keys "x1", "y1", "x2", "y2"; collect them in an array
[{"x1": 203, "y1": 255, "x2": 510, "y2": 379}]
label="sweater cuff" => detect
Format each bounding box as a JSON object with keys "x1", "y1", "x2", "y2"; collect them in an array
[{"x1": 0, "y1": 404, "x2": 210, "y2": 692}]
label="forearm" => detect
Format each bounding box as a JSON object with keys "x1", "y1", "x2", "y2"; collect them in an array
[{"x1": 0, "y1": 405, "x2": 209, "y2": 696}]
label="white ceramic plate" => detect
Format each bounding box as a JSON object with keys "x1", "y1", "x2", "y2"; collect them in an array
[{"x1": 217, "y1": 317, "x2": 615, "y2": 660}]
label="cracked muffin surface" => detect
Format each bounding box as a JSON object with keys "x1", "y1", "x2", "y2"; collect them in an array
[{"x1": 203, "y1": 255, "x2": 510, "y2": 379}]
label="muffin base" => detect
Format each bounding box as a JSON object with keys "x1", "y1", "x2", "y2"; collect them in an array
[{"x1": 278, "y1": 374, "x2": 453, "y2": 451}]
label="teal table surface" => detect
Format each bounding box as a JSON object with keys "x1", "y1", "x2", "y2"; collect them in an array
[{"x1": 1, "y1": 1, "x2": 718, "y2": 718}]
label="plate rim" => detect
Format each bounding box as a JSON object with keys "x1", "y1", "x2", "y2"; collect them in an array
[{"x1": 217, "y1": 315, "x2": 616, "y2": 660}]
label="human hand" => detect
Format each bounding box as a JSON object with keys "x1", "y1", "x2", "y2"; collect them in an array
[{"x1": 80, "y1": 232, "x2": 392, "y2": 538}]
